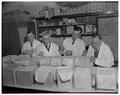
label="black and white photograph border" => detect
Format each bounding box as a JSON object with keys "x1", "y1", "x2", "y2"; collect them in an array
[{"x1": 1, "y1": 0, "x2": 119, "y2": 94}]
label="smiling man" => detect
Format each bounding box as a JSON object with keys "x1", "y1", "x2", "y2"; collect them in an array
[
  {"x1": 86, "y1": 33, "x2": 114, "y2": 67},
  {"x1": 63, "y1": 26, "x2": 85, "y2": 56}
]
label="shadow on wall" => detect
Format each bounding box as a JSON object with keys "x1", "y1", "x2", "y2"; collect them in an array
[{"x1": 2, "y1": 22, "x2": 21, "y2": 56}]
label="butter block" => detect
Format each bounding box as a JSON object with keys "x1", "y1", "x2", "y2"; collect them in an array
[
  {"x1": 96, "y1": 67, "x2": 117, "y2": 90},
  {"x1": 75, "y1": 56, "x2": 93, "y2": 68},
  {"x1": 51, "y1": 57, "x2": 62, "y2": 66},
  {"x1": 3, "y1": 64, "x2": 20, "y2": 85},
  {"x1": 62, "y1": 57, "x2": 74, "y2": 67},
  {"x1": 57, "y1": 66, "x2": 73, "y2": 89},
  {"x1": 74, "y1": 57, "x2": 86, "y2": 67},
  {"x1": 73, "y1": 67, "x2": 92, "y2": 89},
  {"x1": 35, "y1": 66, "x2": 56, "y2": 88},
  {"x1": 38, "y1": 57, "x2": 51, "y2": 66},
  {"x1": 15, "y1": 66, "x2": 37, "y2": 86}
]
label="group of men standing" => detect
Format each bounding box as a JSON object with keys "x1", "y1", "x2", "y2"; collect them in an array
[{"x1": 21, "y1": 26, "x2": 114, "y2": 67}]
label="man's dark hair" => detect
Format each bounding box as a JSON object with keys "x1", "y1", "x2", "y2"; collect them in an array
[
  {"x1": 74, "y1": 26, "x2": 82, "y2": 33},
  {"x1": 92, "y1": 33, "x2": 102, "y2": 39},
  {"x1": 27, "y1": 30, "x2": 35, "y2": 35}
]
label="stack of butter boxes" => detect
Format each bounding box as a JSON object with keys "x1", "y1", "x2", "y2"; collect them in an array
[
  {"x1": 2, "y1": 55, "x2": 118, "y2": 91},
  {"x1": 2, "y1": 55, "x2": 39, "y2": 87},
  {"x1": 34, "y1": 56, "x2": 94, "y2": 90}
]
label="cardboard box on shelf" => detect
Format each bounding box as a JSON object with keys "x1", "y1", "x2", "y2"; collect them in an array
[
  {"x1": 51, "y1": 57, "x2": 62, "y2": 66},
  {"x1": 3, "y1": 64, "x2": 21, "y2": 85},
  {"x1": 35, "y1": 66, "x2": 56, "y2": 88},
  {"x1": 67, "y1": 26, "x2": 74, "y2": 34},
  {"x1": 57, "y1": 66, "x2": 73, "y2": 89},
  {"x1": 96, "y1": 67, "x2": 117, "y2": 90},
  {"x1": 15, "y1": 66, "x2": 37, "y2": 86},
  {"x1": 73, "y1": 67, "x2": 92, "y2": 89}
]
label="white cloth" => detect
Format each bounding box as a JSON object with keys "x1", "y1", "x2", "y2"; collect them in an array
[
  {"x1": 35, "y1": 66, "x2": 57, "y2": 82},
  {"x1": 63, "y1": 38, "x2": 85, "y2": 56},
  {"x1": 35, "y1": 67, "x2": 50, "y2": 83},
  {"x1": 96, "y1": 67, "x2": 117, "y2": 90},
  {"x1": 41, "y1": 42, "x2": 60, "y2": 56},
  {"x1": 87, "y1": 41, "x2": 114, "y2": 67},
  {"x1": 21, "y1": 39, "x2": 41, "y2": 57},
  {"x1": 57, "y1": 66, "x2": 73, "y2": 82}
]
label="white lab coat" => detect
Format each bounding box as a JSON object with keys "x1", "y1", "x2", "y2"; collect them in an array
[
  {"x1": 63, "y1": 37, "x2": 85, "y2": 56},
  {"x1": 21, "y1": 39, "x2": 41, "y2": 57},
  {"x1": 41, "y1": 42, "x2": 60, "y2": 56},
  {"x1": 87, "y1": 41, "x2": 114, "y2": 67}
]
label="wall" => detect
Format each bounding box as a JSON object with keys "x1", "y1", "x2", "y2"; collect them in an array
[
  {"x1": 3, "y1": 2, "x2": 59, "y2": 17},
  {"x1": 98, "y1": 17, "x2": 118, "y2": 61}
]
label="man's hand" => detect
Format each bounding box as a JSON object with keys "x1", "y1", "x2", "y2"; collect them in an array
[
  {"x1": 82, "y1": 50, "x2": 87, "y2": 56},
  {"x1": 38, "y1": 52, "x2": 43, "y2": 56},
  {"x1": 59, "y1": 50, "x2": 65, "y2": 56},
  {"x1": 66, "y1": 50, "x2": 72, "y2": 56},
  {"x1": 90, "y1": 56, "x2": 96, "y2": 63}
]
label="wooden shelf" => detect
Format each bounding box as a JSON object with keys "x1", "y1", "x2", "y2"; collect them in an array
[
  {"x1": 38, "y1": 24, "x2": 77, "y2": 28},
  {"x1": 98, "y1": 13, "x2": 118, "y2": 18},
  {"x1": 38, "y1": 24, "x2": 97, "y2": 28},
  {"x1": 38, "y1": 33, "x2": 93, "y2": 37},
  {"x1": 35, "y1": 12, "x2": 118, "y2": 20},
  {"x1": 35, "y1": 12, "x2": 102, "y2": 20}
]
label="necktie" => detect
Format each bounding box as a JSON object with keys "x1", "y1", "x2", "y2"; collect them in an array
[
  {"x1": 94, "y1": 48, "x2": 100, "y2": 66},
  {"x1": 72, "y1": 40, "x2": 75, "y2": 45},
  {"x1": 47, "y1": 44, "x2": 50, "y2": 51},
  {"x1": 30, "y1": 42, "x2": 33, "y2": 48},
  {"x1": 94, "y1": 49, "x2": 98, "y2": 58}
]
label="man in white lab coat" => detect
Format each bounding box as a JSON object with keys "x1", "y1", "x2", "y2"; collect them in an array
[
  {"x1": 21, "y1": 31, "x2": 41, "y2": 57},
  {"x1": 62, "y1": 26, "x2": 85, "y2": 56},
  {"x1": 86, "y1": 34, "x2": 114, "y2": 67},
  {"x1": 39, "y1": 32, "x2": 60, "y2": 56}
]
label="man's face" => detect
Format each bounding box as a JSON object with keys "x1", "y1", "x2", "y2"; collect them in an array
[
  {"x1": 72, "y1": 32, "x2": 79, "y2": 40},
  {"x1": 92, "y1": 37, "x2": 101, "y2": 49},
  {"x1": 27, "y1": 33, "x2": 35, "y2": 43},
  {"x1": 43, "y1": 35, "x2": 51, "y2": 45}
]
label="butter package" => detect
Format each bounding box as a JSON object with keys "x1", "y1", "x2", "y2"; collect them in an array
[
  {"x1": 38, "y1": 57, "x2": 51, "y2": 66},
  {"x1": 15, "y1": 66, "x2": 37, "y2": 86},
  {"x1": 51, "y1": 57, "x2": 62, "y2": 66},
  {"x1": 57, "y1": 66, "x2": 73, "y2": 89},
  {"x1": 74, "y1": 56, "x2": 86, "y2": 67},
  {"x1": 3, "y1": 64, "x2": 21, "y2": 85},
  {"x1": 75, "y1": 56, "x2": 93, "y2": 68},
  {"x1": 73, "y1": 67, "x2": 92, "y2": 90},
  {"x1": 62, "y1": 57, "x2": 74, "y2": 67},
  {"x1": 96, "y1": 67, "x2": 117, "y2": 90},
  {"x1": 35, "y1": 66, "x2": 56, "y2": 88},
  {"x1": 14, "y1": 58, "x2": 39, "y2": 67}
]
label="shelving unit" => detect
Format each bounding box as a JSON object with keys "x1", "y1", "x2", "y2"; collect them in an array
[
  {"x1": 35, "y1": 11, "x2": 118, "y2": 47},
  {"x1": 35, "y1": 12, "x2": 100, "y2": 39}
]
